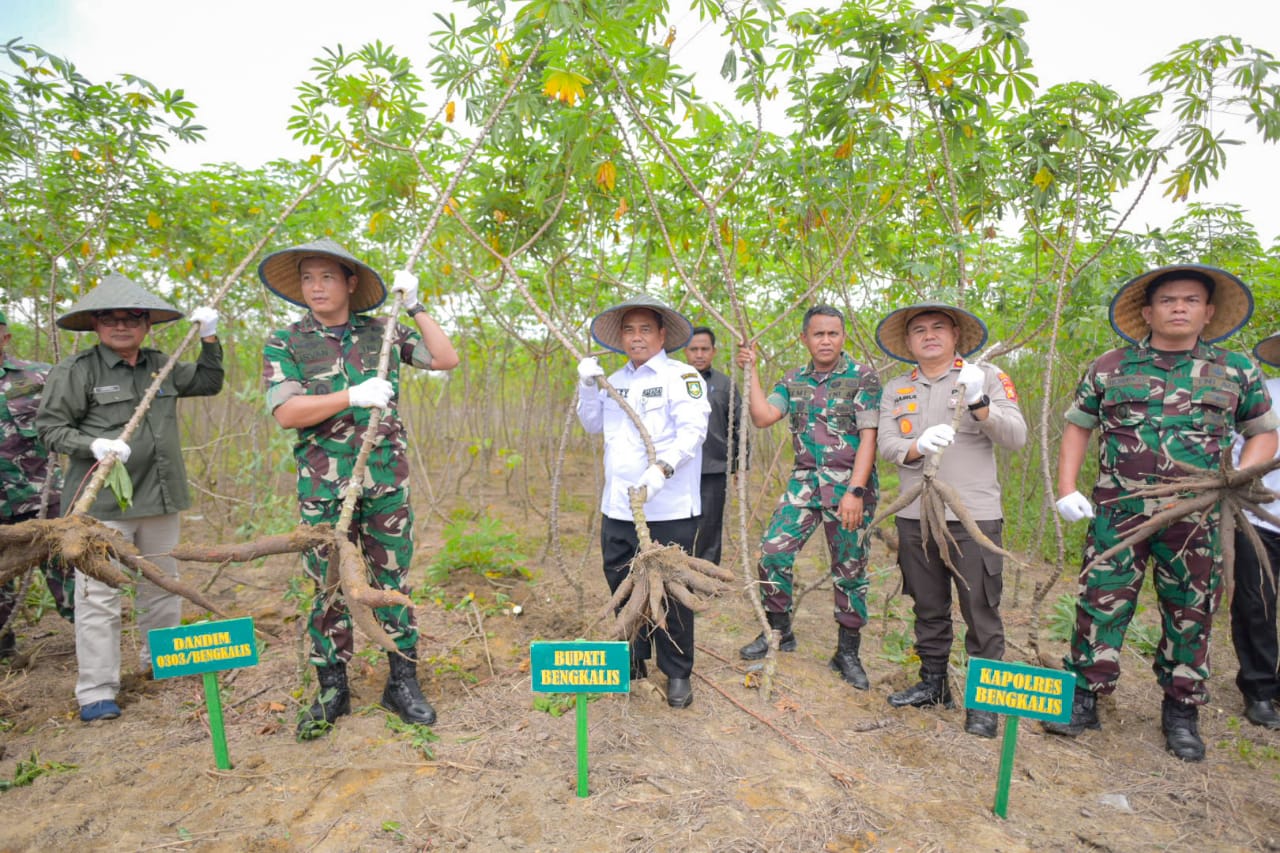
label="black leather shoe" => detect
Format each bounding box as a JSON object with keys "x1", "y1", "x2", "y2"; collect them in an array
[
  {"x1": 964, "y1": 708, "x2": 999, "y2": 739},
  {"x1": 1161, "y1": 697, "x2": 1205, "y2": 762},
  {"x1": 1243, "y1": 698, "x2": 1280, "y2": 730},
  {"x1": 381, "y1": 651, "x2": 437, "y2": 726},
  {"x1": 666, "y1": 677, "x2": 693, "y2": 708},
  {"x1": 887, "y1": 663, "x2": 952, "y2": 709}
]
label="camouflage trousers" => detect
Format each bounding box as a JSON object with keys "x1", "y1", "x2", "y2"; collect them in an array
[
  {"x1": 757, "y1": 477, "x2": 874, "y2": 630},
  {"x1": 0, "y1": 510, "x2": 74, "y2": 635},
  {"x1": 300, "y1": 489, "x2": 417, "y2": 666},
  {"x1": 1063, "y1": 504, "x2": 1221, "y2": 704}
]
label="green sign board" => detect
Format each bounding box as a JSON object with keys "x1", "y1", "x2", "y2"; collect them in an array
[
  {"x1": 964, "y1": 658, "x2": 1075, "y2": 724},
  {"x1": 149, "y1": 617, "x2": 259, "y2": 680},
  {"x1": 530, "y1": 640, "x2": 629, "y2": 693}
]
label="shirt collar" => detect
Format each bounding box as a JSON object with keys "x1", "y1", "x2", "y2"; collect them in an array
[
  {"x1": 1130, "y1": 335, "x2": 1216, "y2": 362},
  {"x1": 801, "y1": 351, "x2": 850, "y2": 378},
  {"x1": 625, "y1": 349, "x2": 670, "y2": 376},
  {"x1": 300, "y1": 311, "x2": 370, "y2": 336}
]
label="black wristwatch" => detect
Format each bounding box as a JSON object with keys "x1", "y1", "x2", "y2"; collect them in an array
[
  {"x1": 406, "y1": 302, "x2": 426, "y2": 318},
  {"x1": 849, "y1": 485, "x2": 866, "y2": 498},
  {"x1": 657, "y1": 461, "x2": 675, "y2": 479},
  {"x1": 967, "y1": 394, "x2": 990, "y2": 412}
]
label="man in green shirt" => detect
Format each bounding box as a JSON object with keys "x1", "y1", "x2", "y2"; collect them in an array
[{"x1": 37, "y1": 275, "x2": 223, "y2": 722}]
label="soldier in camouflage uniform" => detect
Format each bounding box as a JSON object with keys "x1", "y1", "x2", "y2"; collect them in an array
[
  {"x1": 260, "y1": 239, "x2": 459, "y2": 739},
  {"x1": 0, "y1": 308, "x2": 74, "y2": 659},
  {"x1": 1045, "y1": 265, "x2": 1279, "y2": 762},
  {"x1": 735, "y1": 305, "x2": 880, "y2": 688}
]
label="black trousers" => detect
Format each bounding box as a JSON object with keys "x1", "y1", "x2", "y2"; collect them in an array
[
  {"x1": 602, "y1": 515, "x2": 698, "y2": 678},
  {"x1": 1231, "y1": 524, "x2": 1280, "y2": 702},
  {"x1": 896, "y1": 517, "x2": 1005, "y2": 664},
  {"x1": 692, "y1": 473, "x2": 727, "y2": 565}
]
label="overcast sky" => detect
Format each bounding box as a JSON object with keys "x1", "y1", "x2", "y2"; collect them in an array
[{"x1": 6, "y1": 0, "x2": 1280, "y2": 241}]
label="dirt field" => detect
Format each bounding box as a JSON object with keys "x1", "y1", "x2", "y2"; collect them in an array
[{"x1": 3, "y1": 486, "x2": 1280, "y2": 852}]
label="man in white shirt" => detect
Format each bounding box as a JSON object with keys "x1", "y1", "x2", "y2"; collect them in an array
[
  {"x1": 576, "y1": 296, "x2": 710, "y2": 708},
  {"x1": 1232, "y1": 331, "x2": 1280, "y2": 729}
]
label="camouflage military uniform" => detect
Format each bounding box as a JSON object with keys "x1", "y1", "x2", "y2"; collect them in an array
[
  {"x1": 263, "y1": 312, "x2": 435, "y2": 666},
  {"x1": 757, "y1": 353, "x2": 881, "y2": 628},
  {"x1": 1063, "y1": 339, "x2": 1279, "y2": 703},
  {"x1": 0, "y1": 354, "x2": 74, "y2": 634}
]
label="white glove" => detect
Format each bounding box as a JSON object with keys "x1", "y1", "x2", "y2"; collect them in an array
[
  {"x1": 90, "y1": 437, "x2": 131, "y2": 463},
  {"x1": 189, "y1": 306, "x2": 219, "y2": 338},
  {"x1": 634, "y1": 464, "x2": 666, "y2": 500},
  {"x1": 391, "y1": 269, "x2": 419, "y2": 304},
  {"x1": 916, "y1": 424, "x2": 956, "y2": 455},
  {"x1": 577, "y1": 356, "x2": 605, "y2": 387},
  {"x1": 1056, "y1": 491, "x2": 1095, "y2": 523},
  {"x1": 956, "y1": 361, "x2": 985, "y2": 405},
  {"x1": 347, "y1": 377, "x2": 393, "y2": 409}
]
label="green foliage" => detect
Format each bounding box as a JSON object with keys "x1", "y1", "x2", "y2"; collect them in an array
[
  {"x1": 533, "y1": 693, "x2": 597, "y2": 717},
  {"x1": 1047, "y1": 593, "x2": 1079, "y2": 644},
  {"x1": 384, "y1": 715, "x2": 440, "y2": 760},
  {"x1": 426, "y1": 514, "x2": 530, "y2": 585},
  {"x1": 0, "y1": 751, "x2": 76, "y2": 792},
  {"x1": 1219, "y1": 716, "x2": 1280, "y2": 769},
  {"x1": 879, "y1": 623, "x2": 919, "y2": 669}
]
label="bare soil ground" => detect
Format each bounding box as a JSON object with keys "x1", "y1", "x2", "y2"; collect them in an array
[{"x1": 3, "y1": 469, "x2": 1280, "y2": 852}]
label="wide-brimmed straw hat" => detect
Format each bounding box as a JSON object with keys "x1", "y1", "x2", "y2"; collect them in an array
[
  {"x1": 56, "y1": 274, "x2": 183, "y2": 332},
  {"x1": 590, "y1": 295, "x2": 694, "y2": 354},
  {"x1": 1109, "y1": 263, "x2": 1252, "y2": 345},
  {"x1": 258, "y1": 238, "x2": 386, "y2": 313},
  {"x1": 875, "y1": 301, "x2": 988, "y2": 363},
  {"x1": 1255, "y1": 333, "x2": 1280, "y2": 368}
]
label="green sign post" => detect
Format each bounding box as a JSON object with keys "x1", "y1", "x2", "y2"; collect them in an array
[
  {"x1": 530, "y1": 640, "x2": 629, "y2": 798},
  {"x1": 149, "y1": 617, "x2": 258, "y2": 770},
  {"x1": 964, "y1": 657, "x2": 1075, "y2": 819}
]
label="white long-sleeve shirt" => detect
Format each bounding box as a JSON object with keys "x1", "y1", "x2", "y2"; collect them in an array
[
  {"x1": 577, "y1": 350, "x2": 710, "y2": 521},
  {"x1": 1233, "y1": 376, "x2": 1280, "y2": 534}
]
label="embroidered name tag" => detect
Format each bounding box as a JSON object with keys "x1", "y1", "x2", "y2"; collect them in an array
[
  {"x1": 642, "y1": 387, "x2": 663, "y2": 398},
  {"x1": 92, "y1": 385, "x2": 121, "y2": 394}
]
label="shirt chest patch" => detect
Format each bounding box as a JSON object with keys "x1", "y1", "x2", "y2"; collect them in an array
[{"x1": 642, "y1": 387, "x2": 663, "y2": 398}]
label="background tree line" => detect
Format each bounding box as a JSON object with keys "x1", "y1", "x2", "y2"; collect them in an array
[{"x1": 2, "y1": 1, "x2": 1278, "y2": 594}]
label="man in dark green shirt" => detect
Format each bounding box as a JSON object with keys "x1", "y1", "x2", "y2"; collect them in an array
[{"x1": 37, "y1": 274, "x2": 223, "y2": 722}]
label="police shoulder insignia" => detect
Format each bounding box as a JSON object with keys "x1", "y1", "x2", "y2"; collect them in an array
[
  {"x1": 686, "y1": 378, "x2": 704, "y2": 399},
  {"x1": 998, "y1": 372, "x2": 1018, "y2": 402}
]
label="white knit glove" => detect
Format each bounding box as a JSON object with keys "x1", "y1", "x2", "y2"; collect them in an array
[
  {"x1": 916, "y1": 424, "x2": 956, "y2": 455},
  {"x1": 391, "y1": 270, "x2": 419, "y2": 304},
  {"x1": 956, "y1": 361, "x2": 985, "y2": 405},
  {"x1": 90, "y1": 437, "x2": 131, "y2": 463},
  {"x1": 577, "y1": 356, "x2": 605, "y2": 388},
  {"x1": 189, "y1": 306, "x2": 219, "y2": 338},
  {"x1": 347, "y1": 377, "x2": 393, "y2": 409},
  {"x1": 634, "y1": 464, "x2": 666, "y2": 500},
  {"x1": 1056, "y1": 491, "x2": 1095, "y2": 523}
]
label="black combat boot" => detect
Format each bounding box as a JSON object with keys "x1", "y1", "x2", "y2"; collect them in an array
[
  {"x1": 888, "y1": 661, "x2": 953, "y2": 708},
  {"x1": 382, "y1": 650, "x2": 437, "y2": 726},
  {"x1": 297, "y1": 662, "x2": 351, "y2": 740},
  {"x1": 828, "y1": 626, "x2": 870, "y2": 690},
  {"x1": 1161, "y1": 696, "x2": 1205, "y2": 762},
  {"x1": 964, "y1": 708, "x2": 999, "y2": 738},
  {"x1": 1042, "y1": 687, "x2": 1100, "y2": 736},
  {"x1": 739, "y1": 611, "x2": 797, "y2": 660}
]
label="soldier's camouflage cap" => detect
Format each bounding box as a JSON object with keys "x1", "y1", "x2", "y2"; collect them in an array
[
  {"x1": 258, "y1": 238, "x2": 387, "y2": 313},
  {"x1": 1109, "y1": 263, "x2": 1252, "y2": 345},
  {"x1": 1255, "y1": 333, "x2": 1280, "y2": 368},
  {"x1": 55, "y1": 274, "x2": 183, "y2": 331},
  {"x1": 590, "y1": 294, "x2": 693, "y2": 354},
  {"x1": 875, "y1": 301, "x2": 988, "y2": 363}
]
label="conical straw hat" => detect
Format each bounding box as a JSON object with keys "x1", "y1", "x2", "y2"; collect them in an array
[
  {"x1": 590, "y1": 295, "x2": 694, "y2": 354},
  {"x1": 258, "y1": 238, "x2": 386, "y2": 313},
  {"x1": 56, "y1": 274, "x2": 183, "y2": 331},
  {"x1": 1109, "y1": 264, "x2": 1252, "y2": 345},
  {"x1": 875, "y1": 301, "x2": 988, "y2": 363}
]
